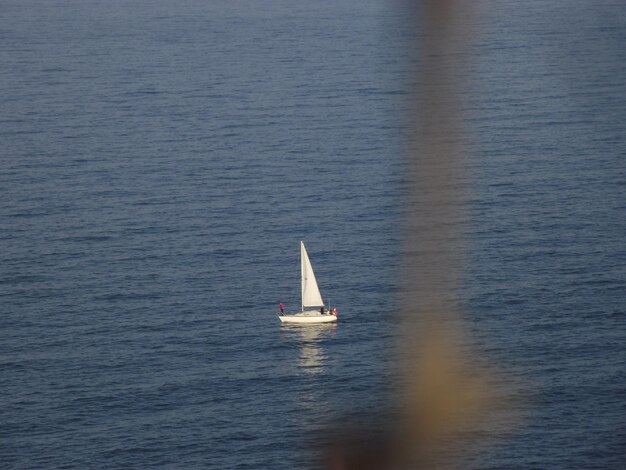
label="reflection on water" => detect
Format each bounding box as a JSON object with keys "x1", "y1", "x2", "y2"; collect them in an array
[
  {"x1": 280, "y1": 324, "x2": 338, "y2": 440},
  {"x1": 281, "y1": 324, "x2": 337, "y2": 375}
]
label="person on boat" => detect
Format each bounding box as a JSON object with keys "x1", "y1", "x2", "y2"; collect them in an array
[
  {"x1": 279, "y1": 303, "x2": 285, "y2": 314},
  {"x1": 320, "y1": 306, "x2": 324, "y2": 315},
  {"x1": 332, "y1": 307, "x2": 338, "y2": 316}
]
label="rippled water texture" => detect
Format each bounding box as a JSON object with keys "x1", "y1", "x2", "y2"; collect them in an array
[{"x1": 1, "y1": 1, "x2": 624, "y2": 468}]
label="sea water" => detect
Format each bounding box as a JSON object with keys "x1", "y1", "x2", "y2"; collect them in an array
[{"x1": 1, "y1": 1, "x2": 624, "y2": 468}]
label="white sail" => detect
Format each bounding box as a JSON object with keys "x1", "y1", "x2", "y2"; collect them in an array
[{"x1": 301, "y1": 241, "x2": 324, "y2": 310}]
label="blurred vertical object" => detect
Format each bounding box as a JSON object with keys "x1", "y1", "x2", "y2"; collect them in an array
[{"x1": 326, "y1": 1, "x2": 506, "y2": 469}]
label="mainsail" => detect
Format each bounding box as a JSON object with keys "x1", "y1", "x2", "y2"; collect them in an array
[{"x1": 300, "y1": 241, "x2": 324, "y2": 310}]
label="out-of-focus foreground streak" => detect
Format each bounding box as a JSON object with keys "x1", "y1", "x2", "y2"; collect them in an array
[{"x1": 326, "y1": 1, "x2": 514, "y2": 468}]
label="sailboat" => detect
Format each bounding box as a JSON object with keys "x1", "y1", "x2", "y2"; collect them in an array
[{"x1": 278, "y1": 241, "x2": 338, "y2": 324}]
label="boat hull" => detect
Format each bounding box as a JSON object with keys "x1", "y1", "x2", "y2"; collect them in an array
[{"x1": 278, "y1": 312, "x2": 337, "y2": 324}]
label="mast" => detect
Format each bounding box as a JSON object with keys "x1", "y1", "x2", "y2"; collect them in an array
[{"x1": 301, "y1": 241, "x2": 304, "y2": 312}]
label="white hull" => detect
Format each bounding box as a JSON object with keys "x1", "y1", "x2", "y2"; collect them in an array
[{"x1": 279, "y1": 311, "x2": 337, "y2": 324}]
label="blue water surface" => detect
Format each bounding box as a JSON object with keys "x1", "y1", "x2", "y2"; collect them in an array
[{"x1": 1, "y1": 1, "x2": 624, "y2": 468}]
